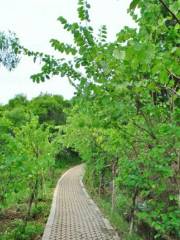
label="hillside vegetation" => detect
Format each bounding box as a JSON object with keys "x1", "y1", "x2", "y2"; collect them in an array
[
  {"x1": 0, "y1": 0, "x2": 179, "y2": 239},
  {"x1": 0, "y1": 94, "x2": 79, "y2": 239}
]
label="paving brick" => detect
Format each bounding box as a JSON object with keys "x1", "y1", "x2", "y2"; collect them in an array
[{"x1": 42, "y1": 165, "x2": 120, "y2": 240}]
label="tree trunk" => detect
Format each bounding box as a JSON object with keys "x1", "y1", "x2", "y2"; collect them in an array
[
  {"x1": 25, "y1": 177, "x2": 39, "y2": 225},
  {"x1": 98, "y1": 172, "x2": 103, "y2": 197},
  {"x1": 111, "y1": 161, "x2": 117, "y2": 211},
  {"x1": 129, "y1": 188, "x2": 138, "y2": 235}
]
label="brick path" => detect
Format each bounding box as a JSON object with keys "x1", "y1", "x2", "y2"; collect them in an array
[{"x1": 42, "y1": 164, "x2": 120, "y2": 240}]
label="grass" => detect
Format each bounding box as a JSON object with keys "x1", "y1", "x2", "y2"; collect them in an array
[
  {"x1": 0, "y1": 160, "x2": 80, "y2": 240},
  {"x1": 93, "y1": 196, "x2": 142, "y2": 240}
]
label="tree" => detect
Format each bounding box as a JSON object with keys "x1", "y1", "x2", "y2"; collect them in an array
[
  {"x1": 29, "y1": 94, "x2": 69, "y2": 126},
  {"x1": 7, "y1": 94, "x2": 28, "y2": 109},
  {"x1": 0, "y1": 31, "x2": 20, "y2": 70},
  {"x1": 14, "y1": 117, "x2": 55, "y2": 221},
  {"x1": 27, "y1": 0, "x2": 179, "y2": 239}
]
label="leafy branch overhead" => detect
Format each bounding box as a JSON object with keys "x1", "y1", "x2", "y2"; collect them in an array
[
  {"x1": 1, "y1": 0, "x2": 180, "y2": 239},
  {"x1": 27, "y1": 0, "x2": 179, "y2": 239},
  {"x1": 0, "y1": 31, "x2": 21, "y2": 70}
]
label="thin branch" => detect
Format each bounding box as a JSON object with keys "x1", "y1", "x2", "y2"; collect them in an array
[
  {"x1": 159, "y1": 0, "x2": 180, "y2": 24},
  {"x1": 164, "y1": 87, "x2": 180, "y2": 97},
  {"x1": 68, "y1": 76, "x2": 78, "y2": 89},
  {"x1": 133, "y1": 122, "x2": 157, "y2": 140}
]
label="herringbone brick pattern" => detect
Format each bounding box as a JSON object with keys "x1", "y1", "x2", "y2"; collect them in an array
[{"x1": 42, "y1": 165, "x2": 120, "y2": 240}]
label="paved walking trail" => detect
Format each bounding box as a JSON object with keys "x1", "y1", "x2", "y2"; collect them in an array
[{"x1": 42, "y1": 164, "x2": 120, "y2": 240}]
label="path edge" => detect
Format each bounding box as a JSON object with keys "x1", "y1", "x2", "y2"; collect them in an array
[
  {"x1": 42, "y1": 167, "x2": 76, "y2": 240},
  {"x1": 80, "y1": 169, "x2": 120, "y2": 240}
]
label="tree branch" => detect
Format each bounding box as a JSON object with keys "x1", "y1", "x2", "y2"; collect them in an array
[
  {"x1": 159, "y1": 0, "x2": 180, "y2": 24},
  {"x1": 133, "y1": 122, "x2": 157, "y2": 140}
]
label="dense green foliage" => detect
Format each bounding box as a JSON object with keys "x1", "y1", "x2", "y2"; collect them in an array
[
  {"x1": 0, "y1": 94, "x2": 70, "y2": 210},
  {"x1": 1, "y1": 0, "x2": 179, "y2": 239},
  {"x1": 0, "y1": 94, "x2": 78, "y2": 239},
  {"x1": 29, "y1": 0, "x2": 180, "y2": 239}
]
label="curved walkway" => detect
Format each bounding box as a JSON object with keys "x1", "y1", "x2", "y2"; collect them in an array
[{"x1": 42, "y1": 164, "x2": 120, "y2": 240}]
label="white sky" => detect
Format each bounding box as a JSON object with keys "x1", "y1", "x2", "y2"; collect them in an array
[{"x1": 0, "y1": 0, "x2": 135, "y2": 104}]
